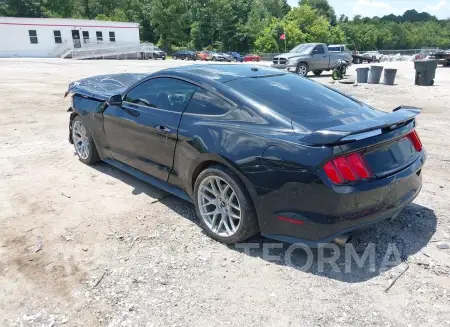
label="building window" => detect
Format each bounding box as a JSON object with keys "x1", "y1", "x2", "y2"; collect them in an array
[
  {"x1": 53, "y1": 30, "x2": 62, "y2": 44},
  {"x1": 82, "y1": 31, "x2": 90, "y2": 43},
  {"x1": 109, "y1": 31, "x2": 116, "y2": 42},
  {"x1": 28, "y1": 30, "x2": 38, "y2": 44},
  {"x1": 96, "y1": 31, "x2": 103, "y2": 43}
]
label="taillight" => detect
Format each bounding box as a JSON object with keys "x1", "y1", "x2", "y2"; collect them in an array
[
  {"x1": 324, "y1": 152, "x2": 372, "y2": 185},
  {"x1": 407, "y1": 130, "x2": 422, "y2": 152}
]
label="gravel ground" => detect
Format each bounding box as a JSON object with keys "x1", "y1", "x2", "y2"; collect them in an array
[{"x1": 0, "y1": 58, "x2": 449, "y2": 327}]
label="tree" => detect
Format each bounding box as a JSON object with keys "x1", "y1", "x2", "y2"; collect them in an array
[{"x1": 298, "y1": 0, "x2": 336, "y2": 25}]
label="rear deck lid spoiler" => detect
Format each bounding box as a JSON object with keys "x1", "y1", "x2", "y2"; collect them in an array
[{"x1": 300, "y1": 107, "x2": 421, "y2": 145}]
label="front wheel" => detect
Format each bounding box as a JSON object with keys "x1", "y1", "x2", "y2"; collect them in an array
[
  {"x1": 296, "y1": 63, "x2": 309, "y2": 76},
  {"x1": 72, "y1": 117, "x2": 100, "y2": 165},
  {"x1": 194, "y1": 165, "x2": 259, "y2": 244}
]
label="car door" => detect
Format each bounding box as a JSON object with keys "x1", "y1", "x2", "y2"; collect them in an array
[
  {"x1": 310, "y1": 45, "x2": 328, "y2": 70},
  {"x1": 103, "y1": 77, "x2": 198, "y2": 181}
]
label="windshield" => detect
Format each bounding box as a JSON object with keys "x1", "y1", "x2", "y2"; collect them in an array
[
  {"x1": 290, "y1": 44, "x2": 315, "y2": 54},
  {"x1": 154, "y1": 47, "x2": 162, "y2": 51},
  {"x1": 227, "y1": 74, "x2": 385, "y2": 131}
]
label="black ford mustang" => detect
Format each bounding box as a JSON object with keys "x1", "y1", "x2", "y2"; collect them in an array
[{"x1": 67, "y1": 65, "x2": 425, "y2": 245}]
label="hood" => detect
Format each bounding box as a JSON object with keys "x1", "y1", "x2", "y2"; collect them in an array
[
  {"x1": 274, "y1": 52, "x2": 310, "y2": 59},
  {"x1": 67, "y1": 73, "x2": 147, "y2": 100},
  {"x1": 154, "y1": 50, "x2": 165, "y2": 54}
]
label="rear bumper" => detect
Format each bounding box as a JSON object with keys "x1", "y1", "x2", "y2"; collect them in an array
[{"x1": 254, "y1": 155, "x2": 425, "y2": 245}]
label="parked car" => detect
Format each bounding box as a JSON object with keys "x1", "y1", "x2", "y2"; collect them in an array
[
  {"x1": 243, "y1": 53, "x2": 261, "y2": 62},
  {"x1": 141, "y1": 45, "x2": 166, "y2": 60},
  {"x1": 361, "y1": 51, "x2": 382, "y2": 62},
  {"x1": 210, "y1": 51, "x2": 226, "y2": 61},
  {"x1": 197, "y1": 51, "x2": 212, "y2": 61},
  {"x1": 172, "y1": 50, "x2": 197, "y2": 60},
  {"x1": 272, "y1": 43, "x2": 352, "y2": 76},
  {"x1": 226, "y1": 51, "x2": 244, "y2": 62},
  {"x1": 221, "y1": 52, "x2": 233, "y2": 62},
  {"x1": 67, "y1": 65, "x2": 425, "y2": 245}
]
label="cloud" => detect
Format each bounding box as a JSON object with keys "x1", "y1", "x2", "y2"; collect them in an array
[
  {"x1": 423, "y1": 0, "x2": 450, "y2": 14},
  {"x1": 352, "y1": 0, "x2": 407, "y2": 16}
]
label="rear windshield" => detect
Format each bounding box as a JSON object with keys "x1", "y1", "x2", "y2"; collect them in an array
[
  {"x1": 328, "y1": 46, "x2": 343, "y2": 52},
  {"x1": 227, "y1": 73, "x2": 385, "y2": 131}
]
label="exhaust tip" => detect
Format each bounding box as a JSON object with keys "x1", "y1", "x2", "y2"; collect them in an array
[{"x1": 333, "y1": 233, "x2": 352, "y2": 247}]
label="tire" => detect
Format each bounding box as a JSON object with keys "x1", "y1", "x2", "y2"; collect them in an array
[
  {"x1": 295, "y1": 62, "x2": 309, "y2": 76},
  {"x1": 194, "y1": 165, "x2": 259, "y2": 244},
  {"x1": 313, "y1": 70, "x2": 323, "y2": 76},
  {"x1": 173, "y1": 56, "x2": 177, "y2": 60},
  {"x1": 71, "y1": 116, "x2": 100, "y2": 165}
]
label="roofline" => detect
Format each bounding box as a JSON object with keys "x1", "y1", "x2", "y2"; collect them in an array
[{"x1": 0, "y1": 17, "x2": 139, "y2": 28}]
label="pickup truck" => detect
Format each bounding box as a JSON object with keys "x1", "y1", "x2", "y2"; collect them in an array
[{"x1": 272, "y1": 43, "x2": 352, "y2": 76}]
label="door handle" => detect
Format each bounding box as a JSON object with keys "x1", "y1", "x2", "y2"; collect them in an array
[
  {"x1": 122, "y1": 107, "x2": 140, "y2": 117},
  {"x1": 155, "y1": 125, "x2": 171, "y2": 133}
]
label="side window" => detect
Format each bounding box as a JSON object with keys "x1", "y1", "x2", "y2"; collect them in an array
[
  {"x1": 53, "y1": 30, "x2": 62, "y2": 44},
  {"x1": 109, "y1": 31, "x2": 115, "y2": 42},
  {"x1": 124, "y1": 78, "x2": 198, "y2": 113},
  {"x1": 185, "y1": 88, "x2": 233, "y2": 115},
  {"x1": 96, "y1": 31, "x2": 103, "y2": 43},
  {"x1": 313, "y1": 45, "x2": 325, "y2": 54},
  {"x1": 28, "y1": 30, "x2": 38, "y2": 44},
  {"x1": 82, "y1": 31, "x2": 90, "y2": 43}
]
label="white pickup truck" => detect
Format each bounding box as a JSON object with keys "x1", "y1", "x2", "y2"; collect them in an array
[{"x1": 272, "y1": 43, "x2": 352, "y2": 76}]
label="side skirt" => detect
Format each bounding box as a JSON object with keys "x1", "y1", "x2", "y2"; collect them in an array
[{"x1": 103, "y1": 158, "x2": 193, "y2": 203}]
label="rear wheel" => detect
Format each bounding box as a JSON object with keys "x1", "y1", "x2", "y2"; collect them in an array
[
  {"x1": 173, "y1": 56, "x2": 177, "y2": 60},
  {"x1": 72, "y1": 117, "x2": 100, "y2": 165},
  {"x1": 313, "y1": 70, "x2": 323, "y2": 76},
  {"x1": 194, "y1": 165, "x2": 259, "y2": 244}
]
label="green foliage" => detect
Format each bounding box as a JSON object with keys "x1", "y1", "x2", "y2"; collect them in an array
[{"x1": 1, "y1": 0, "x2": 450, "y2": 53}]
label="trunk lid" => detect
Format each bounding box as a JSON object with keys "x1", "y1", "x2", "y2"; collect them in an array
[
  {"x1": 67, "y1": 73, "x2": 147, "y2": 100},
  {"x1": 301, "y1": 108, "x2": 423, "y2": 178}
]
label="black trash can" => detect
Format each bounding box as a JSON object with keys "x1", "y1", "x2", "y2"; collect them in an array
[
  {"x1": 383, "y1": 68, "x2": 397, "y2": 85},
  {"x1": 414, "y1": 59, "x2": 438, "y2": 86}
]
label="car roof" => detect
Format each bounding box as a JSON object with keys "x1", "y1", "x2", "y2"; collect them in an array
[{"x1": 156, "y1": 64, "x2": 284, "y2": 84}]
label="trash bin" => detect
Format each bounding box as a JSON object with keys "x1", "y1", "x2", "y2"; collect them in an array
[
  {"x1": 368, "y1": 65, "x2": 384, "y2": 84},
  {"x1": 356, "y1": 67, "x2": 369, "y2": 83},
  {"x1": 383, "y1": 68, "x2": 397, "y2": 85},
  {"x1": 414, "y1": 59, "x2": 438, "y2": 86}
]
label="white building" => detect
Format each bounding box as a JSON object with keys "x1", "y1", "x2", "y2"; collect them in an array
[{"x1": 0, "y1": 17, "x2": 140, "y2": 58}]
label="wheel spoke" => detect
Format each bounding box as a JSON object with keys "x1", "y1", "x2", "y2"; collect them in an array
[
  {"x1": 200, "y1": 191, "x2": 214, "y2": 203},
  {"x1": 210, "y1": 178, "x2": 221, "y2": 195},
  {"x1": 228, "y1": 215, "x2": 237, "y2": 232},
  {"x1": 211, "y1": 213, "x2": 220, "y2": 231},
  {"x1": 221, "y1": 215, "x2": 233, "y2": 234}
]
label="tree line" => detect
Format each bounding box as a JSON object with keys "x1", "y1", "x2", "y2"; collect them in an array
[{"x1": 1, "y1": 0, "x2": 450, "y2": 52}]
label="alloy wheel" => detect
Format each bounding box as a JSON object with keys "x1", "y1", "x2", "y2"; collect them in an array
[
  {"x1": 197, "y1": 176, "x2": 241, "y2": 237},
  {"x1": 72, "y1": 120, "x2": 90, "y2": 160},
  {"x1": 297, "y1": 65, "x2": 308, "y2": 76}
]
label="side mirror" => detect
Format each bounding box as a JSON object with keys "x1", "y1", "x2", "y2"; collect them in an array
[{"x1": 107, "y1": 94, "x2": 122, "y2": 106}]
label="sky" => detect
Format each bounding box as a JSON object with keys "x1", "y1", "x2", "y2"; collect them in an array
[{"x1": 286, "y1": 0, "x2": 450, "y2": 19}]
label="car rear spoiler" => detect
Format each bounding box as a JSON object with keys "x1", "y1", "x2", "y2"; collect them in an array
[{"x1": 300, "y1": 106, "x2": 421, "y2": 145}]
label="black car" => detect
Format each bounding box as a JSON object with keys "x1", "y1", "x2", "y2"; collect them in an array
[
  {"x1": 67, "y1": 65, "x2": 425, "y2": 246},
  {"x1": 172, "y1": 50, "x2": 197, "y2": 61}
]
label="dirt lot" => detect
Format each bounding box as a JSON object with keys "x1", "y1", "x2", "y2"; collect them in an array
[{"x1": 0, "y1": 58, "x2": 449, "y2": 327}]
